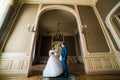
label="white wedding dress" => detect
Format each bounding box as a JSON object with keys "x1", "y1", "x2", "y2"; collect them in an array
[{"x1": 43, "y1": 50, "x2": 63, "y2": 77}]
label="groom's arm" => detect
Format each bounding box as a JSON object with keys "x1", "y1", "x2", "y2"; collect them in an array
[
  {"x1": 61, "y1": 47, "x2": 68, "y2": 58},
  {"x1": 64, "y1": 47, "x2": 68, "y2": 58}
]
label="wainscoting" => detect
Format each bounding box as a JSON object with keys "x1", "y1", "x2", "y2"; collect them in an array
[{"x1": 1, "y1": 63, "x2": 120, "y2": 80}]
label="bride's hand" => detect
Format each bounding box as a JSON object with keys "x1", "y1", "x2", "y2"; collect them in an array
[{"x1": 49, "y1": 53, "x2": 52, "y2": 56}]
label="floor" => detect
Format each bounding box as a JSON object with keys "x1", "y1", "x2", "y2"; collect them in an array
[
  {"x1": 29, "y1": 63, "x2": 84, "y2": 76},
  {"x1": 28, "y1": 63, "x2": 120, "y2": 80},
  {"x1": 1, "y1": 63, "x2": 120, "y2": 80}
]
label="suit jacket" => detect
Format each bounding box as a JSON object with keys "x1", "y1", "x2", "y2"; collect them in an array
[{"x1": 61, "y1": 46, "x2": 68, "y2": 58}]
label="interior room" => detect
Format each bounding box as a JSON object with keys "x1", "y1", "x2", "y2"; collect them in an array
[{"x1": 0, "y1": 0, "x2": 120, "y2": 80}]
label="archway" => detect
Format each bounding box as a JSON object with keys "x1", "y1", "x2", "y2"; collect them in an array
[{"x1": 31, "y1": 5, "x2": 84, "y2": 75}]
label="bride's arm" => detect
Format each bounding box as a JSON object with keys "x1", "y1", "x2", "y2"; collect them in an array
[
  {"x1": 49, "y1": 50, "x2": 52, "y2": 56},
  {"x1": 49, "y1": 50, "x2": 57, "y2": 56}
]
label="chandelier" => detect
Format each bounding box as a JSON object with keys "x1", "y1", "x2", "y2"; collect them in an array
[{"x1": 53, "y1": 22, "x2": 63, "y2": 41}]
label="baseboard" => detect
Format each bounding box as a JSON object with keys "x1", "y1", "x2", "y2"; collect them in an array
[
  {"x1": 86, "y1": 70, "x2": 120, "y2": 75},
  {"x1": 0, "y1": 73, "x2": 28, "y2": 79}
]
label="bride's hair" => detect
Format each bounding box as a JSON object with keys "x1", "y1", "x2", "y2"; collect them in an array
[{"x1": 50, "y1": 45, "x2": 55, "y2": 50}]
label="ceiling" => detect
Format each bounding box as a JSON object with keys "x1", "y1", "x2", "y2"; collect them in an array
[{"x1": 39, "y1": 9, "x2": 78, "y2": 35}]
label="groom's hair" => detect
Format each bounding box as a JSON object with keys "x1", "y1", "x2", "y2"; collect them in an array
[
  {"x1": 60, "y1": 42, "x2": 67, "y2": 47},
  {"x1": 63, "y1": 42, "x2": 65, "y2": 46},
  {"x1": 62, "y1": 42, "x2": 67, "y2": 46}
]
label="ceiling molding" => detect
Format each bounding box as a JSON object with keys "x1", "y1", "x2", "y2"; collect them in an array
[
  {"x1": 21, "y1": 0, "x2": 92, "y2": 5},
  {"x1": 91, "y1": 0, "x2": 98, "y2": 5}
]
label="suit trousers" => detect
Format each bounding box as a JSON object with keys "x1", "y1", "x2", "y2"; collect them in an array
[{"x1": 62, "y1": 57, "x2": 68, "y2": 77}]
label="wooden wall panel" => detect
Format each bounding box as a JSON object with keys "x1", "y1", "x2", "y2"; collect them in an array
[
  {"x1": 0, "y1": 60, "x2": 10, "y2": 70},
  {"x1": 64, "y1": 36, "x2": 76, "y2": 56},
  {"x1": 40, "y1": 36, "x2": 52, "y2": 56},
  {"x1": 94, "y1": 59, "x2": 103, "y2": 69},
  {"x1": 86, "y1": 57, "x2": 120, "y2": 74},
  {"x1": 103, "y1": 59, "x2": 112, "y2": 68},
  {"x1": 77, "y1": 5, "x2": 109, "y2": 52},
  {"x1": 22, "y1": 60, "x2": 30, "y2": 70},
  {"x1": 10, "y1": 60, "x2": 22, "y2": 70}
]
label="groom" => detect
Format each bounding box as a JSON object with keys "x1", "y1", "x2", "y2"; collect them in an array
[{"x1": 61, "y1": 42, "x2": 68, "y2": 78}]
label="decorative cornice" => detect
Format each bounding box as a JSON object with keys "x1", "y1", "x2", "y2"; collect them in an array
[
  {"x1": 7, "y1": 0, "x2": 14, "y2": 5},
  {"x1": 5, "y1": 0, "x2": 22, "y2": 7},
  {"x1": 20, "y1": 0, "x2": 92, "y2": 5},
  {"x1": 91, "y1": 0, "x2": 98, "y2": 5}
]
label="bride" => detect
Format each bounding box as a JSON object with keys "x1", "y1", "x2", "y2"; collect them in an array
[{"x1": 43, "y1": 45, "x2": 63, "y2": 77}]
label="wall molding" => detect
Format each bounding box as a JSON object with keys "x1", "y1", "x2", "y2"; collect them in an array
[
  {"x1": 105, "y1": 1, "x2": 120, "y2": 50},
  {"x1": 21, "y1": 0, "x2": 91, "y2": 5},
  {"x1": 85, "y1": 57, "x2": 120, "y2": 74}
]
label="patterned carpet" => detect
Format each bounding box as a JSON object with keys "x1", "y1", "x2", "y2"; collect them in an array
[
  {"x1": 1, "y1": 73, "x2": 120, "y2": 80},
  {"x1": 40, "y1": 74, "x2": 78, "y2": 80},
  {"x1": 40, "y1": 73, "x2": 120, "y2": 80}
]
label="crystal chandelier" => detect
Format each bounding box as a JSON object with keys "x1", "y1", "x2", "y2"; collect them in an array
[{"x1": 53, "y1": 22, "x2": 63, "y2": 41}]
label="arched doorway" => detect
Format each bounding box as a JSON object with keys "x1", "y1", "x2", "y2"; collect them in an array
[{"x1": 31, "y1": 5, "x2": 84, "y2": 75}]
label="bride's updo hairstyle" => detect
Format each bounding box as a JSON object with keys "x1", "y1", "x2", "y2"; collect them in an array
[{"x1": 50, "y1": 45, "x2": 55, "y2": 50}]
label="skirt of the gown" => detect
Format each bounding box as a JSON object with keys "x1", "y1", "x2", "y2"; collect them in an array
[{"x1": 43, "y1": 55, "x2": 63, "y2": 77}]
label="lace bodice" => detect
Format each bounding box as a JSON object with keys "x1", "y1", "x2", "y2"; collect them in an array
[{"x1": 49, "y1": 50, "x2": 58, "y2": 56}]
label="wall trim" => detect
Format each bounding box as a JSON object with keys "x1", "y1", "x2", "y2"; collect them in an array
[{"x1": 105, "y1": 1, "x2": 120, "y2": 50}]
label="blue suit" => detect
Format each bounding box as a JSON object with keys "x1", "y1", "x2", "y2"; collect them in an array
[{"x1": 61, "y1": 46, "x2": 68, "y2": 77}]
